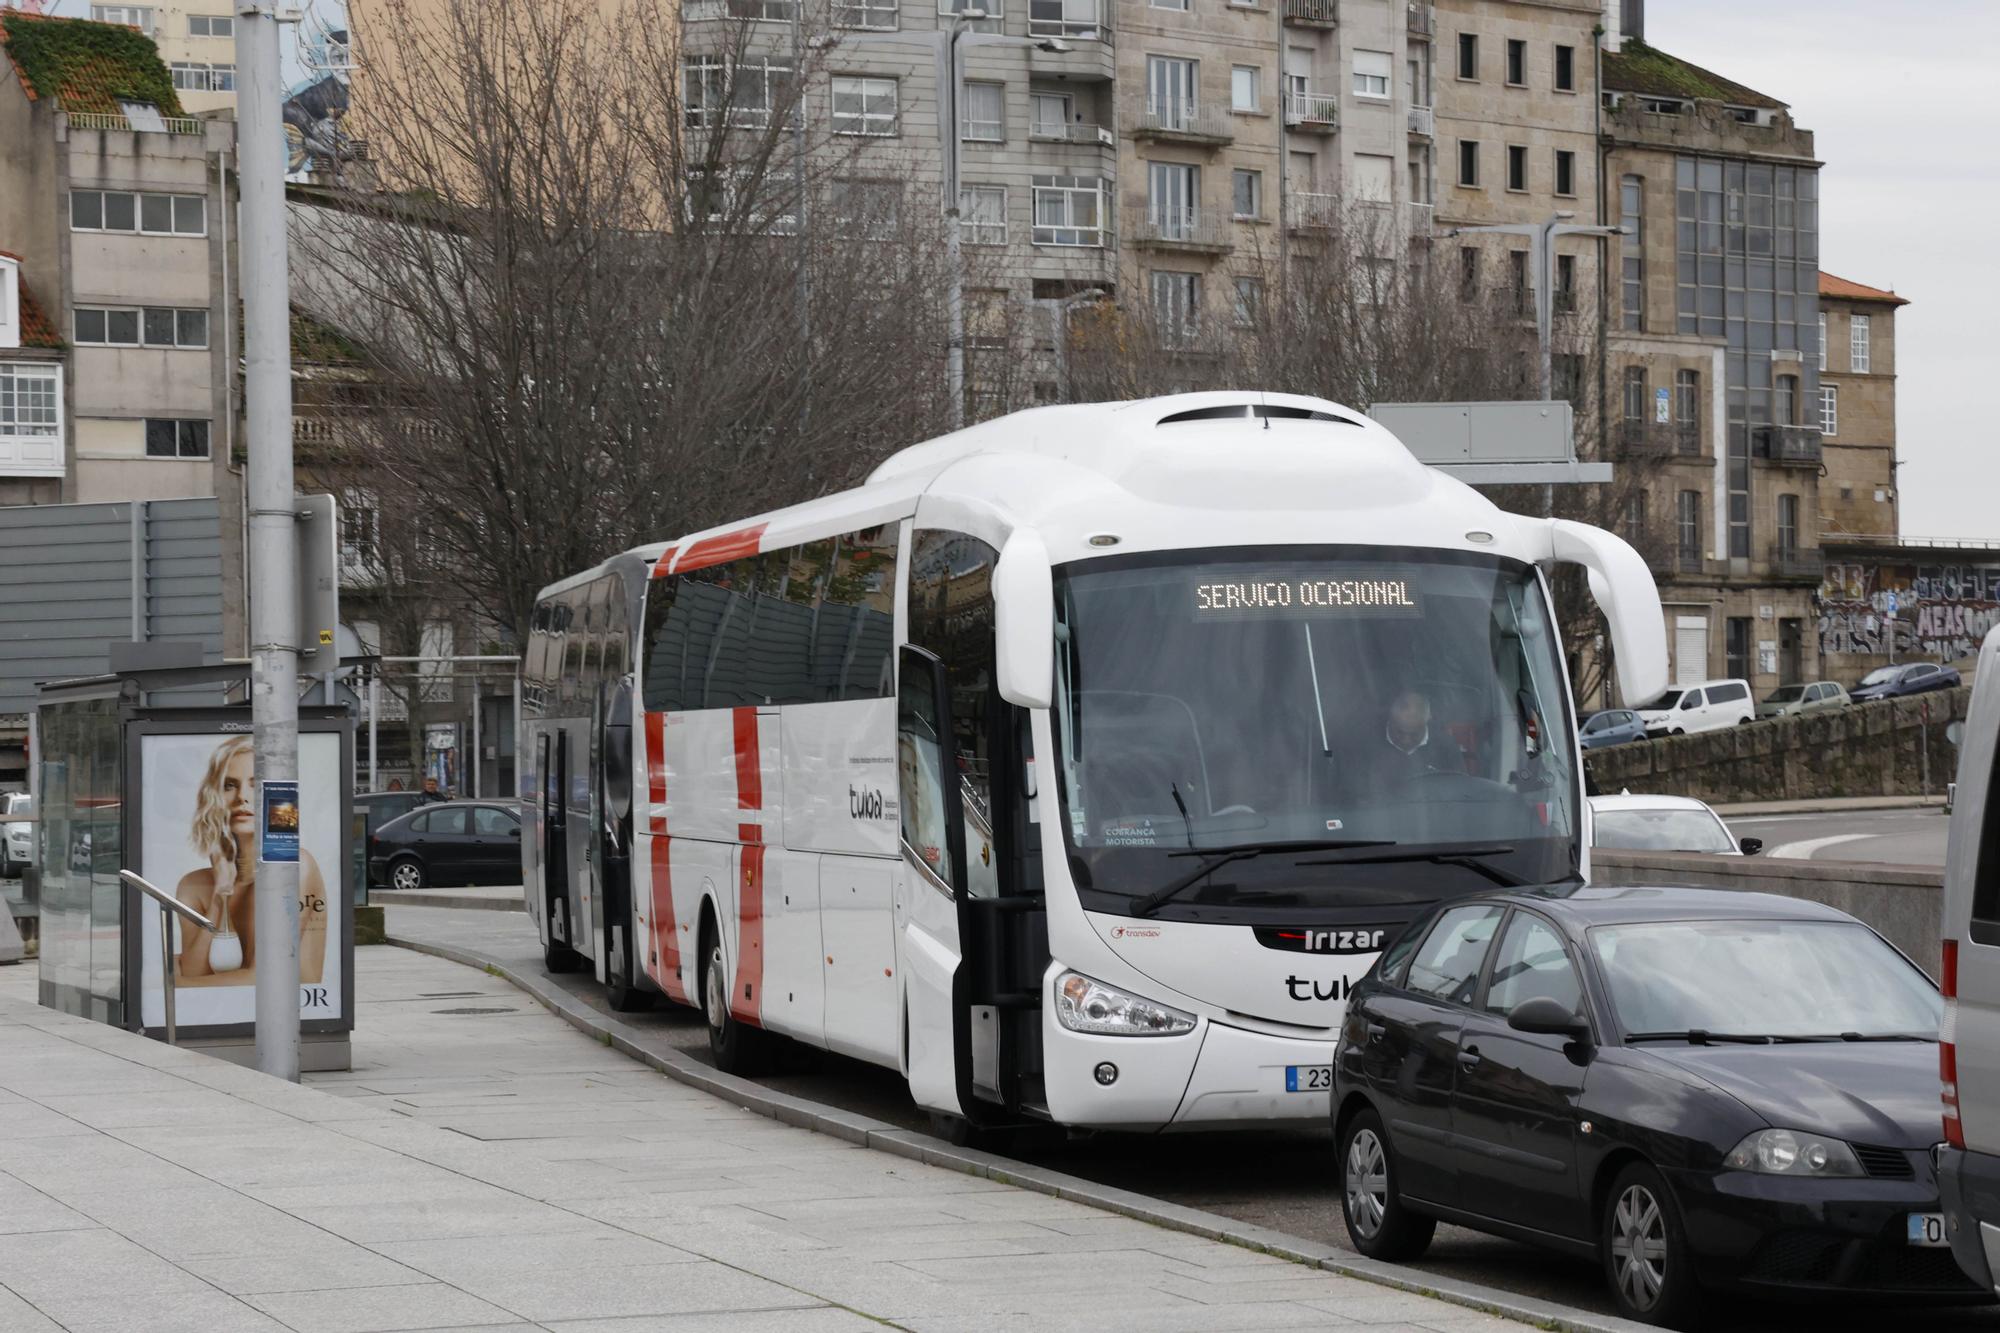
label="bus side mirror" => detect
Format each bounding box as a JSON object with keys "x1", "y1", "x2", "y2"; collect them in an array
[
  {"x1": 1547, "y1": 519, "x2": 1667, "y2": 711},
  {"x1": 994, "y1": 529, "x2": 1054, "y2": 710}
]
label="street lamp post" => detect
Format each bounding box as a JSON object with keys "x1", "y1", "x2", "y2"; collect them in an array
[
  {"x1": 1444, "y1": 211, "x2": 1620, "y2": 402},
  {"x1": 816, "y1": 15, "x2": 1067, "y2": 429}
]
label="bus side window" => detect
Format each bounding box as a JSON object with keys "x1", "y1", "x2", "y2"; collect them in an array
[
  {"x1": 908, "y1": 530, "x2": 1000, "y2": 875},
  {"x1": 602, "y1": 577, "x2": 629, "y2": 682},
  {"x1": 1971, "y1": 728, "x2": 2000, "y2": 937},
  {"x1": 821, "y1": 525, "x2": 898, "y2": 703}
]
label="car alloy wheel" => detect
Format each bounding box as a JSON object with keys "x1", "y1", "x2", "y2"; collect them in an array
[
  {"x1": 1344, "y1": 1126, "x2": 1389, "y2": 1239},
  {"x1": 1611, "y1": 1183, "x2": 1668, "y2": 1312},
  {"x1": 390, "y1": 860, "x2": 424, "y2": 892}
]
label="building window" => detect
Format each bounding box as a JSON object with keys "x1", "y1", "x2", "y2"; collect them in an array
[
  {"x1": 1820, "y1": 384, "x2": 1838, "y2": 436},
  {"x1": 74, "y1": 306, "x2": 207, "y2": 348},
  {"x1": 1029, "y1": 0, "x2": 1098, "y2": 37},
  {"x1": 1148, "y1": 161, "x2": 1198, "y2": 237},
  {"x1": 1352, "y1": 49, "x2": 1391, "y2": 99},
  {"x1": 1818, "y1": 311, "x2": 1827, "y2": 371},
  {"x1": 1556, "y1": 253, "x2": 1577, "y2": 313},
  {"x1": 90, "y1": 4, "x2": 153, "y2": 33},
  {"x1": 834, "y1": 0, "x2": 900, "y2": 29},
  {"x1": 1457, "y1": 139, "x2": 1478, "y2": 187},
  {"x1": 1150, "y1": 271, "x2": 1200, "y2": 347},
  {"x1": 1505, "y1": 38, "x2": 1525, "y2": 86},
  {"x1": 962, "y1": 81, "x2": 1004, "y2": 141},
  {"x1": 1147, "y1": 55, "x2": 1198, "y2": 126},
  {"x1": 1031, "y1": 175, "x2": 1104, "y2": 246},
  {"x1": 960, "y1": 185, "x2": 1006, "y2": 244},
  {"x1": 1458, "y1": 246, "x2": 1479, "y2": 302},
  {"x1": 71, "y1": 190, "x2": 205, "y2": 236},
  {"x1": 686, "y1": 0, "x2": 800, "y2": 18},
  {"x1": 1232, "y1": 275, "x2": 1262, "y2": 328},
  {"x1": 1677, "y1": 490, "x2": 1702, "y2": 563},
  {"x1": 170, "y1": 62, "x2": 236, "y2": 92},
  {"x1": 831, "y1": 76, "x2": 897, "y2": 136},
  {"x1": 685, "y1": 57, "x2": 795, "y2": 130},
  {"x1": 1726, "y1": 617, "x2": 1750, "y2": 681},
  {"x1": 1456, "y1": 32, "x2": 1477, "y2": 80},
  {"x1": 941, "y1": 0, "x2": 1004, "y2": 16},
  {"x1": 1231, "y1": 168, "x2": 1261, "y2": 219},
  {"x1": 1231, "y1": 65, "x2": 1259, "y2": 111},
  {"x1": 188, "y1": 13, "x2": 233, "y2": 36},
  {"x1": 1777, "y1": 492, "x2": 1800, "y2": 555},
  {"x1": 1506, "y1": 144, "x2": 1526, "y2": 192},
  {"x1": 1554, "y1": 43, "x2": 1574, "y2": 92},
  {"x1": 1151, "y1": 0, "x2": 1189, "y2": 13},
  {"x1": 1620, "y1": 174, "x2": 1643, "y2": 332},
  {"x1": 1675, "y1": 367, "x2": 1699, "y2": 450},
  {"x1": 1623, "y1": 365, "x2": 1647, "y2": 425},
  {"x1": 144, "y1": 418, "x2": 210, "y2": 459},
  {"x1": 830, "y1": 179, "x2": 902, "y2": 239},
  {"x1": 1622, "y1": 494, "x2": 1645, "y2": 544},
  {"x1": 1851, "y1": 313, "x2": 1870, "y2": 372},
  {"x1": 1775, "y1": 373, "x2": 1798, "y2": 426},
  {"x1": 1554, "y1": 149, "x2": 1575, "y2": 198},
  {"x1": 1509, "y1": 250, "x2": 1527, "y2": 314},
  {"x1": 0, "y1": 364, "x2": 59, "y2": 441}
]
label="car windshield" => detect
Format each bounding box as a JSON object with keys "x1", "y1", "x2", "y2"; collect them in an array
[
  {"x1": 1764, "y1": 686, "x2": 1804, "y2": 703},
  {"x1": 1591, "y1": 919, "x2": 1940, "y2": 1039},
  {"x1": 1592, "y1": 808, "x2": 1736, "y2": 854},
  {"x1": 1643, "y1": 690, "x2": 1683, "y2": 710},
  {"x1": 1860, "y1": 667, "x2": 1900, "y2": 686},
  {"x1": 1051, "y1": 547, "x2": 1579, "y2": 918}
]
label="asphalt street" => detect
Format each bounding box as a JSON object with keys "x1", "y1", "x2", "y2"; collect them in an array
[
  {"x1": 1726, "y1": 807, "x2": 1950, "y2": 866},
  {"x1": 388, "y1": 903, "x2": 1999, "y2": 1332}
]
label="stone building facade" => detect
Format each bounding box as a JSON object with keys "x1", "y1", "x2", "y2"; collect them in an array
[{"x1": 1817, "y1": 271, "x2": 1906, "y2": 540}]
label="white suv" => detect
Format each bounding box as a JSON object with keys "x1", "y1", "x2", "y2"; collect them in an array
[
  {"x1": 1633, "y1": 679, "x2": 1755, "y2": 736},
  {"x1": 1, "y1": 792, "x2": 31, "y2": 878}
]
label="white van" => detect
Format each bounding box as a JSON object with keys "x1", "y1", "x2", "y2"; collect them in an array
[
  {"x1": 1938, "y1": 624, "x2": 2000, "y2": 1292},
  {"x1": 1632, "y1": 678, "x2": 1755, "y2": 736}
]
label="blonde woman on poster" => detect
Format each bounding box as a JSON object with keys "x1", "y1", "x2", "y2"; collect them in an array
[{"x1": 173, "y1": 736, "x2": 328, "y2": 986}]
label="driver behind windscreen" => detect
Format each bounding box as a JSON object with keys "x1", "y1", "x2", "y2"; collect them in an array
[{"x1": 1368, "y1": 688, "x2": 1459, "y2": 790}]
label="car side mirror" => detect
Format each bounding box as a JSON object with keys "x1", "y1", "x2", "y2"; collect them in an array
[
  {"x1": 1508, "y1": 996, "x2": 1588, "y2": 1037},
  {"x1": 1738, "y1": 836, "x2": 1763, "y2": 856},
  {"x1": 508, "y1": 826, "x2": 521, "y2": 837}
]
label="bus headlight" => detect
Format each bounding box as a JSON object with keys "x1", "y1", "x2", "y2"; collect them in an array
[{"x1": 1054, "y1": 971, "x2": 1196, "y2": 1037}]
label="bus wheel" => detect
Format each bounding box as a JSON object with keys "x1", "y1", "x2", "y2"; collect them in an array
[
  {"x1": 702, "y1": 929, "x2": 769, "y2": 1075},
  {"x1": 543, "y1": 936, "x2": 583, "y2": 974},
  {"x1": 927, "y1": 1111, "x2": 1015, "y2": 1155},
  {"x1": 606, "y1": 925, "x2": 650, "y2": 1013}
]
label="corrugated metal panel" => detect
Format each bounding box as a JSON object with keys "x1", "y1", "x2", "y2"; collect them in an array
[{"x1": 0, "y1": 497, "x2": 225, "y2": 715}]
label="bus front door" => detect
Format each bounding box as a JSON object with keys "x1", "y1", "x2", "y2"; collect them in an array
[{"x1": 540, "y1": 729, "x2": 576, "y2": 961}]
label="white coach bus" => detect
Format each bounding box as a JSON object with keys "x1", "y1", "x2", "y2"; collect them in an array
[{"x1": 521, "y1": 392, "x2": 1665, "y2": 1134}]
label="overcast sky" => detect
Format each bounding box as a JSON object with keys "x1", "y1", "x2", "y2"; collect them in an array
[{"x1": 1647, "y1": 0, "x2": 2000, "y2": 541}]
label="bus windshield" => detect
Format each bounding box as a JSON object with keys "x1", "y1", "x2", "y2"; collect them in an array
[{"x1": 1050, "y1": 548, "x2": 1579, "y2": 918}]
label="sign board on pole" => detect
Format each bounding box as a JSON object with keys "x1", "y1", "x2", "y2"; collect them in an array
[
  {"x1": 296, "y1": 494, "x2": 341, "y2": 676},
  {"x1": 261, "y1": 779, "x2": 301, "y2": 864}
]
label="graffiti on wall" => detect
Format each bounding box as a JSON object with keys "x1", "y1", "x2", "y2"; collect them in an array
[
  {"x1": 281, "y1": 1, "x2": 353, "y2": 180},
  {"x1": 1820, "y1": 559, "x2": 2000, "y2": 663}
]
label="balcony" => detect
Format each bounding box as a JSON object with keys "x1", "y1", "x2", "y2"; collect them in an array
[
  {"x1": 1029, "y1": 26, "x2": 1115, "y2": 81},
  {"x1": 1407, "y1": 104, "x2": 1433, "y2": 137},
  {"x1": 1286, "y1": 191, "x2": 1339, "y2": 232},
  {"x1": 1407, "y1": 201, "x2": 1433, "y2": 240},
  {"x1": 1283, "y1": 0, "x2": 1337, "y2": 26},
  {"x1": 1406, "y1": 0, "x2": 1432, "y2": 38},
  {"x1": 1675, "y1": 420, "x2": 1702, "y2": 455},
  {"x1": 1128, "y1": 206, "x2": 1232, "y2": 253},
  {"x1": 1752, "y1": 424, "x2": 1823, "y2": 467},
  {"x1": 1132, "y1": 99, "x2": 1233, "y2": 146},
  {"x1": 1030, "y1": 119, "x2": 1115, "y2": 147},
  {"x1": 1617, "y1": 420, "x2": 1680, "y2": 457},
  {"x1": 67, "y1": 109, "x2": 201, "y2": 135},
  {"x1": 1677, "y1": 551, "x2": 1708, "y2": 576},
  {"x1": 1283, "y1": 92, "x2": 1338, "y2": 132},
  {"x1": 1769, "y1": 544, "x2": 1825, "y2": 583}
]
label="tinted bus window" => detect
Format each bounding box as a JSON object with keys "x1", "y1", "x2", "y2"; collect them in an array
[{"x1": 909, "y1": 529, "x2": 999, "y2": 819}]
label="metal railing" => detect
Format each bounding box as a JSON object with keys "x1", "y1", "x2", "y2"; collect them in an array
[
  {"x1": 1407, "y1": 104, "x2": 1434, "y2": 136},
  {"x1": 1618, "y1": 419, "x2": 1679, "y2": 456},
  {"x1": 1407, "y1": 201, "x2": 1433, "y2": 237},
  {"x1": 1770, "y1": 544, "x2": 1826, "y2": 581},
  {"x1": 1406, "y1": 0, "x2": 1432, "y2": 35},
  {"x1": 1029, "y1": 119, "x2": 1112, "y2": 144},
  {"x1": 1136, "y1": 98, "x2": 1232, "y2": 141},
  {"x1": 1286, "y1": 191, "x2": 1340, "y2": 230},
  {"x1": 1677, "y1": 551, "x2": 1706, "y2": 575},
  {"x1": 1284, "y1": 0, "x2": 1338, "y2": 22},
  {"x1": 1129, "y1": 205, "x2": 1231, "y2": 250},
  {"x1": 1752, "y1": 423, "x2": 1823, "y2": 465},
  {"x1": 1284, "y1": 92, "x2": 1339, "y2": 128},
  {"x1": 68, "y1": 110, "x2": 202, "y2": 135},
  {"x1": 120, "y1": 870, "x2": 213, "y2": 1046},
  {"x1": 1675, "y1": 420, "x2": 1702, "y2": 455}
]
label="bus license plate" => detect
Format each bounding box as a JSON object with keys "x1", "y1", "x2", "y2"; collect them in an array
[
  {"x1": 1908, "y1": 1213, "x2": 1948, "y2": 1248},
  {"x1": 1285, "y1": 1065, "x2": 1332, "y2": 1092}
]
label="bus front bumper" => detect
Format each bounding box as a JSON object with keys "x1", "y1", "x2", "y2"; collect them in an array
[{"x1": 1043, "y1": 1009, "x2": 1338, "y2": 1131}]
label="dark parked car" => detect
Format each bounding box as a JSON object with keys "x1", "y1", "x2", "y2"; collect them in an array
[
  {"x1": 1580, "y1": 709, "x2": 1648, "y2": 750},
  {"x1": 368, "y1": 800, "x2": 521, "y2": 891},
  {"x1": 1851, "y1": 662, "x2": 1961, "y2": 703},
  {"x1": 1333, "y1": 886, "x2": 1984, "y2": 1326}
]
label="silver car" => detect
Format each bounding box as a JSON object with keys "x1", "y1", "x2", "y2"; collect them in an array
[
  {"x1": 1756, "y1": 680, "x2": 1850, "y2": 719},
  {"x1": 2, "y1": 792, "x2": 33, "y2": 878}
]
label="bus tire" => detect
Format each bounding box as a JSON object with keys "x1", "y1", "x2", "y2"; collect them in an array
[
  {"x1": 544, "y1": 936, "x2": 583, "y2": 974},
  {"x1": 701, "y1": 922, "x2": 769, "y2": 1075},
  {"x1": 605, "y1": 925, "x2": 649, "y2": 1013},
  {"x1": 927, "y1": 1110, "x2": 1014, "y2": 1155}
]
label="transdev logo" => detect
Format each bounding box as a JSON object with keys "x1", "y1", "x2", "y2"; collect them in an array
[{"x1": 1110, "y1": 925, "x2": 1162, "y2": 940}]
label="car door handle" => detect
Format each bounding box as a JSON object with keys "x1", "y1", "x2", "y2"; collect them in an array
[{"x1": 1458, "y1": 1046, "x2": 1482, "y2": 1068}]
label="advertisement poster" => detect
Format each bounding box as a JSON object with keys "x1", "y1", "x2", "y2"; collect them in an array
[
  {"x1": 137, "y1": 732, "x2": 343, "y2": 1029},
  {"x1": 261, "y1": 780, "x2": 301, "y2": 864}
]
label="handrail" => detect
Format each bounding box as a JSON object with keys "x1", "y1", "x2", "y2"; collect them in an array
[{"x1": 120, "y1": 870, "x2": 211, "y2": 1046}]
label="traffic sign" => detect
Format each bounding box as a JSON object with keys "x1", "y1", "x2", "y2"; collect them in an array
[{"x1": 1886, "y1": 590, "x2": 1899, "y2": 616}]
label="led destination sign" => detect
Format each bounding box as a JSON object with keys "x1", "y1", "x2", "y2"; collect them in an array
[{"x1": 1192, "y1": 569, "x2": 1422, "y2": 620}]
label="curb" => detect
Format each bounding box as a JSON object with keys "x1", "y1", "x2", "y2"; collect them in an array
[
  {"x1": 372, "y1": 890, "x2": 523, "y2": 912},
  {"x1": 1714, "y1": 796, "x2": 1949, "y2": 817},
  {"x1": 386, "y1": 931, "x2": 1651, "y2": 1333}
]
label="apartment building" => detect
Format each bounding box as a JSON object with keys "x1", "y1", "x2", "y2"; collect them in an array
[
  {"x1": 85, "y1": 1, "x2": 241, "y2": 113},
  {"x1": 0, "y1": 253, "x2": 65, "y2": 501},
  {"x1": 1816, "y1": 271, "x2": 1905, "y2": 539},
  {"x1": 1596, "y1": 12, "x2": 1825, "y2": 693},
  {"x1": 0, "y1": 12, "x2": 243, "y2": 606}
]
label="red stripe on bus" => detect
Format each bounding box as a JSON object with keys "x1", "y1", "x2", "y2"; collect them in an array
[
  {"x1": 649, "y1": 546, "x2": 678, "y2": 578},
  {"x1": 649, "y1": 835, "x2": 687, "y2": 1003},
  {"x1": 676, "y1": 524, "x2": 768, "y2": 575},
  {"x1": 645, "y1": 710, "x2": 667, "y2": 835},
  {"x1": 738, "y1": 823, "x2": 762, "y2": 845},
  {"x1": 732, "y1": 843, "x2": 766, "y2": 1027},
  {"x1": 733, "y1": 707, "x2": 762, "y2": 811}
]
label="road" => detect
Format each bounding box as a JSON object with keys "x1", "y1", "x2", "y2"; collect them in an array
[
  {"x1": 1726, "y1": 807, "x2": 1950, "y2": 866},
  {"x1": 389, "y1": 903, "x2": 1998, "y2": 1331}
]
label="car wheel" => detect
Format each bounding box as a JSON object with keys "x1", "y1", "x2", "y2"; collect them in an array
[
  {"x1": 388, "y1": 857, "x2": 425, "y2": 892},
  {"x1": 1670, "y1": 727, "x2": 1684, "y2": 736},
  {"x1": 701, "y1": 926, "x2": 769, "y2": 1075},
  {"x1": 1602, "y1": 1162, "x2": 1702, "y2": 1327},
  {"x1": 1337, "y1": 1107, "x2": 1436, "y2": 1261}
]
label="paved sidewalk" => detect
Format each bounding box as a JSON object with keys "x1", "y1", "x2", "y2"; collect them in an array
[{"x1": 0, "y1": 950, "x2": 1533, "y2": 1333}]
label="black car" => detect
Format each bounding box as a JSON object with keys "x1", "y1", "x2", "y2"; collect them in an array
[
  {"x1": 1332, "y1": 885, "x2": 1984, "y2": 1326},
  {"x1": 1851, "y1": 661, "x2": 1962, "y2": 703},
  {"x1": 368, "y1": 800, "x2": 522, "y2": 891}
]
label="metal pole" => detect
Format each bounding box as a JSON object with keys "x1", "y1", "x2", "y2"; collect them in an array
[
  {"x1": 471, "y1": 676, "x2": 481, "y2": 799},
  {"x1": 239, "y1": 3, "x2": 302, "y2": 1082},
  {"x1": 944, "y1": 25, "x2": 965, "y2": 430},
  {"x1": 1534, "y1": 218, "x2": 1554, "y2": 403},
  {"x1": 367, "y1": 671, "x2": 379, "y2": 791},
  {"x1": 160, "y1": 902, "x2": 176, "y2": 1046}
]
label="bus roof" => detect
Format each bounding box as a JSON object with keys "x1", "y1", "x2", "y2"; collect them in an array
[{"x1": 565, "y1": 392, "x2": 1551, "y2": 594}]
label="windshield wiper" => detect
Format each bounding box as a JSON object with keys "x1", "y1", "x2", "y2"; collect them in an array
[
  {"x1": 1131, "y1": 839, "x2": 1394, "y2": 918},
  {"x1": 1834, "y1": 1032, "x2": 1934, "y2": 1043},
  {"x1": 1624, "y1": 1030, "x2": 1823, "y2": 1045},
  {"x1": 1294, "y1": 845, "x2": 1530, "y2": 888}
]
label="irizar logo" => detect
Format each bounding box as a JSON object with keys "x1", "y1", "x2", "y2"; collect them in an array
[
  {"x1": 1286, "y1": 974, "x2": 1359, "y2": 1002},
  {"x1": 848, "y1": 785, "x2": 885, "y2": 820},
  {"x1": 1261, "y1": 926, "x2": 1388, "y2": 954}
]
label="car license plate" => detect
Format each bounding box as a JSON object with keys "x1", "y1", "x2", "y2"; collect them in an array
[
  {"x1": 1285, "y1": 1065, "x2": 1332, "y2": 1093},
  {"x1": 1908, "y1": 1213, "x2": 1949, "y2": 1248}
]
